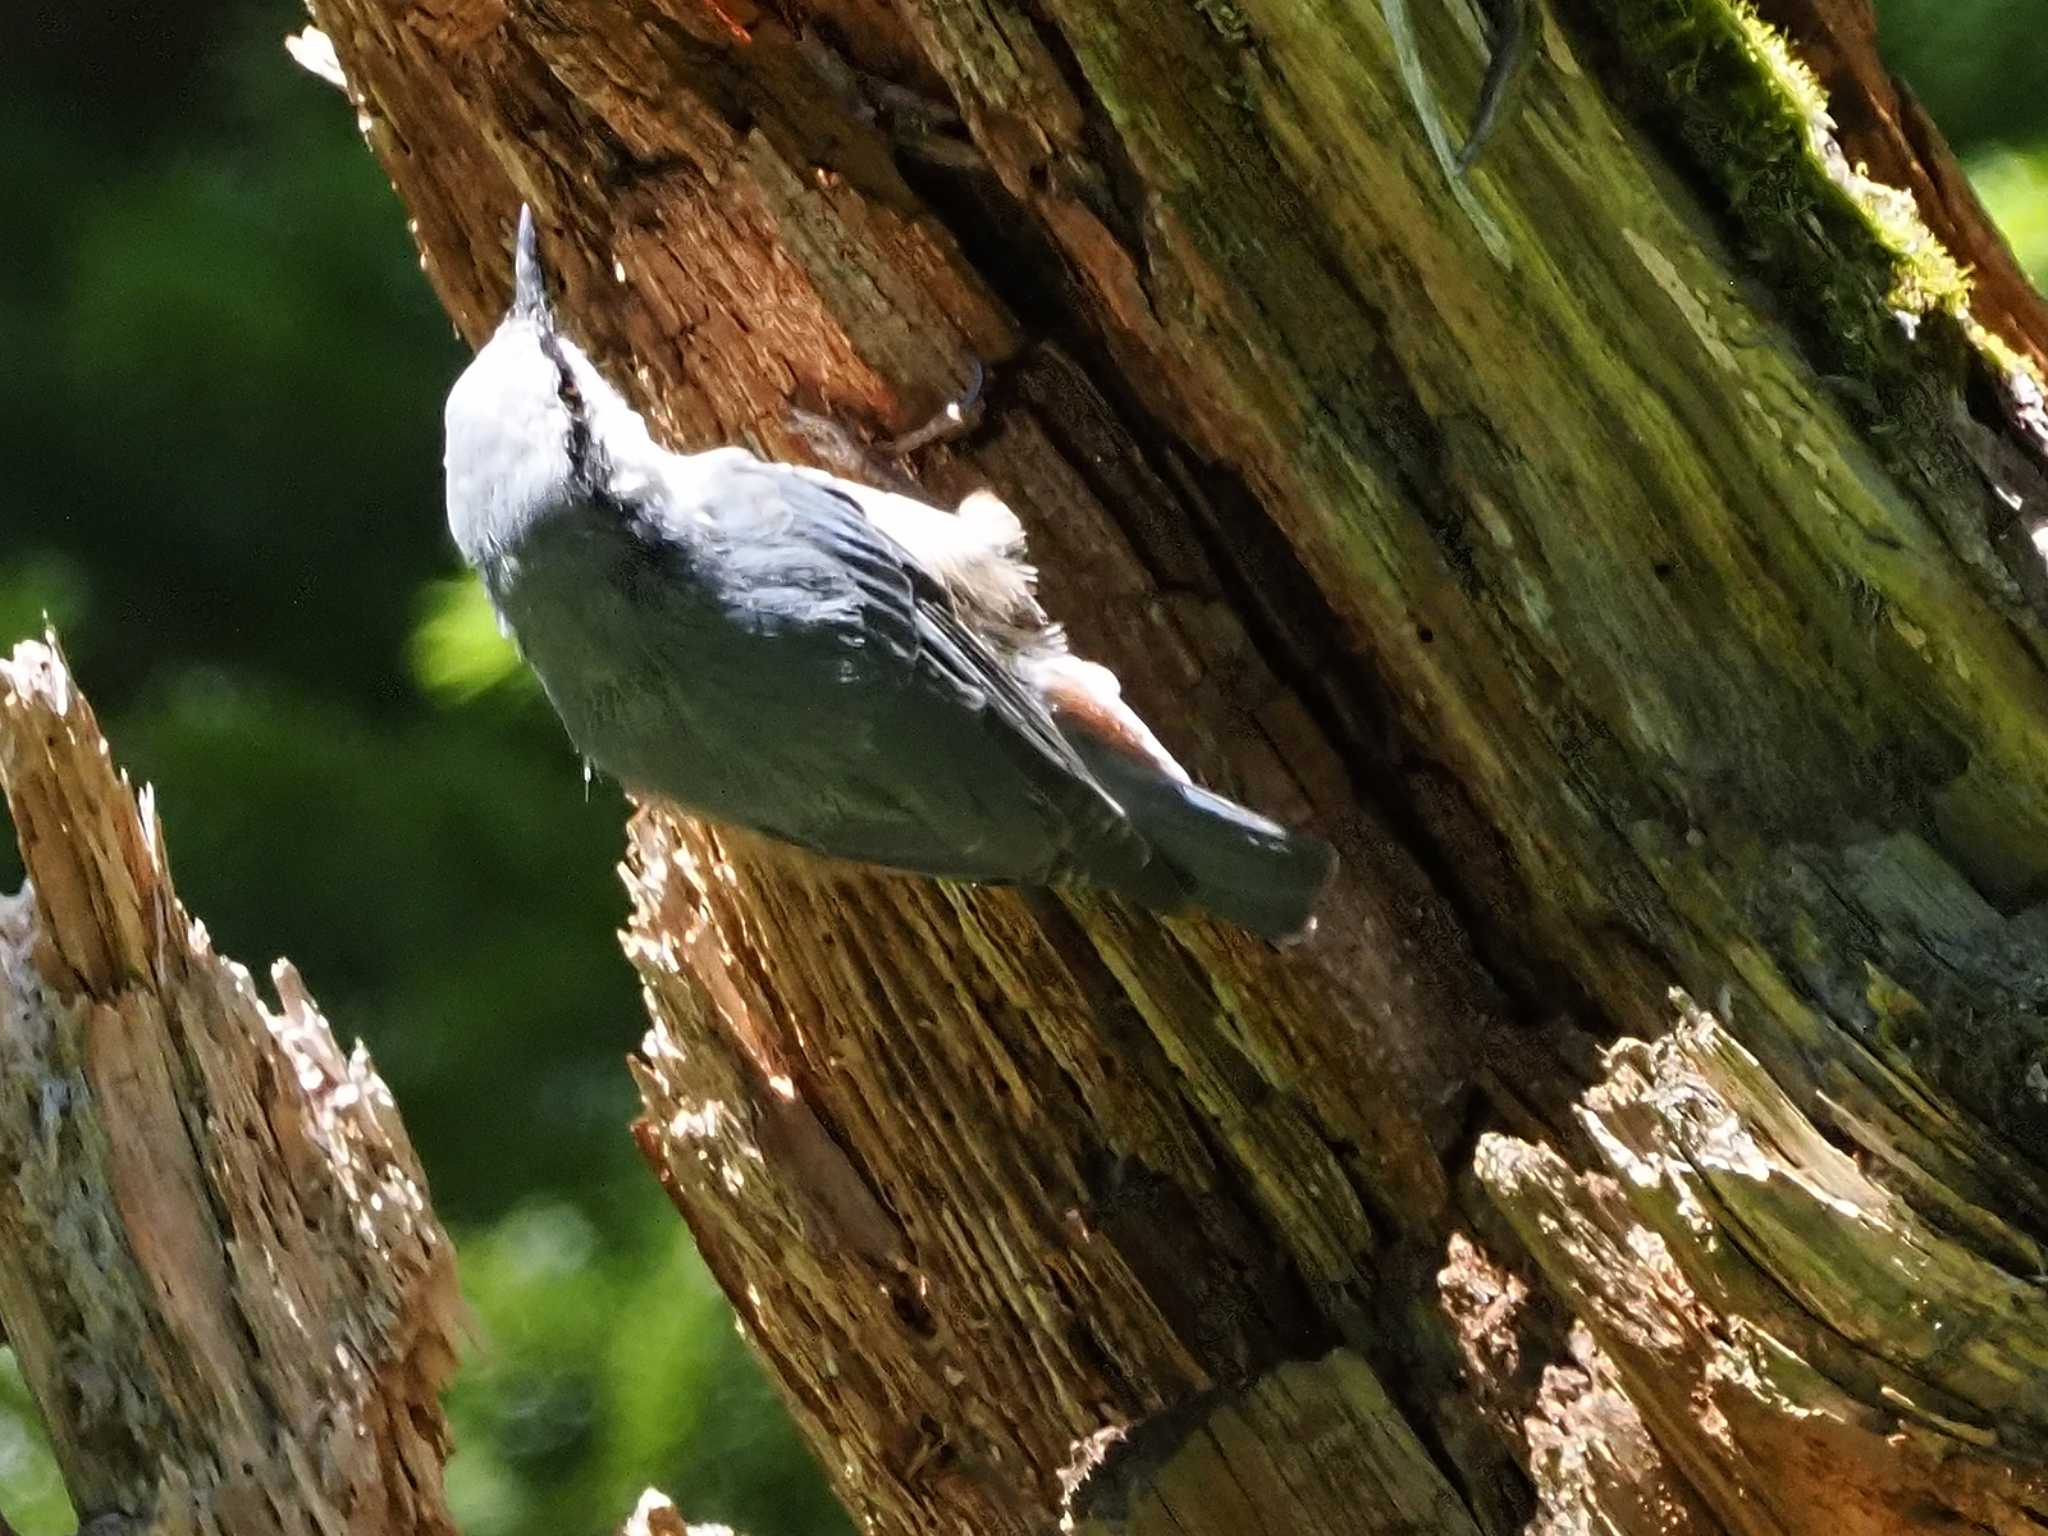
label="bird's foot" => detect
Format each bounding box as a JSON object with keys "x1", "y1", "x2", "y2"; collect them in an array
[
  {"x1": 877, "y1": 359, "x2": 987, "y2": 456},
  {"x1": 784, "y1": 404, "x2": 908, "y2": 491},
  {"x1": 785, "y1": 360, "x2": 989, "y2": 494}
]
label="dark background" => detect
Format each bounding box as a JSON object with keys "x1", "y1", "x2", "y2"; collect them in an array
[{"x1": 0, "y1": 3, "x2": 2041, "y2": 1532}]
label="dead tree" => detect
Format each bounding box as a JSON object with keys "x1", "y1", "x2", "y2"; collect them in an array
[
  {"x1": 276, "y1": 0, "x2": 2048, "y2": 1532},
  {"x1": 0, "y1": 639, "x2": 461, "y2": 1535},
  {"x1": 0, "y1": 648, "x2": 744, "y2": 1533}
]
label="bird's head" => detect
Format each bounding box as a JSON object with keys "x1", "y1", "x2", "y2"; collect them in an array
[{"x1": 443, "y1": 205, "x2": 636, "y2": 566}]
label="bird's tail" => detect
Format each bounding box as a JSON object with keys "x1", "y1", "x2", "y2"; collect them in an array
[{"x1": 1069, "y1": 737, "x2": 1339, "y2": 945}]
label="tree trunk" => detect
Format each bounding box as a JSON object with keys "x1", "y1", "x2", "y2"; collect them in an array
[
  {"x1": 297, "y1": 0, "x2": 2048, "y2": 1533},
  {"x1": 0, "y1": 639, "x2": 728, "y2": 1534},
  {"x1": 0, "y1": 639, "x2": 462, "y2": 1535}
]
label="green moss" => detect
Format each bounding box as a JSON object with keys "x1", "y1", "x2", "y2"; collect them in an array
[{"x1": 1598, "y1": 0, "x2": 2024, "y2": 418}]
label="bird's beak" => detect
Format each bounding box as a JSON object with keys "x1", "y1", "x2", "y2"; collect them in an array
[{"x1": 511, "y1": 203, "x2": 552, "y2": 325}]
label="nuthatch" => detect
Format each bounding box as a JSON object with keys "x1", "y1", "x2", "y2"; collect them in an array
[{"x1": 443, "y1": 207, "x2": 1337, "y2": 942}]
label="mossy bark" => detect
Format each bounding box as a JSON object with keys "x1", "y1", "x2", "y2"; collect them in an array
[{"x1": 302, "y1": 0, "x2": 2048, "y2": 1531}]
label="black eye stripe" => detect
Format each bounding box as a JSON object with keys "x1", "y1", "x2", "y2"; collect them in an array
[
  {"x1": 537, "y1": 331, "x2": 584, "y2": 415},
  {"x1": 536, "y1": 329, "x2": 601, "y2": 489}
]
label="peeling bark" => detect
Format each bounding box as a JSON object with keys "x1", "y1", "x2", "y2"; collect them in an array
[
  {"x1": 295, "y1": 0, "x2": 2048, "y2": 1533},
  {"x1": 1482, "y1": 996, "x2": 2048, "y2": 1536},
  {"x1": 0, "y1": 639, "x2": 462, "y2": 1535}
]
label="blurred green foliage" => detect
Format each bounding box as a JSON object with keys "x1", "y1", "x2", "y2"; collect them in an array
[
  {"x1": 0, "y1": 0, "x2": 2039, "y2": 1532},
  {"x1": 1963, "y1": 145, "x2": 2048, "y2": 286},
  {"x1": 1874, "y1": 0, "x2": 2048, "y2": 285}
]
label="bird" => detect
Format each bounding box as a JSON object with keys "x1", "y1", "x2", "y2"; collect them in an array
[{"x1": 442, "y1": 206, "x2": 1338, "y2": 943}]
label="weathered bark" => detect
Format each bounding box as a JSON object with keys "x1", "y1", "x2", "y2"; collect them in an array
[
  {"x1": 0, "y1": 643, "x2": 734, "y2": 1536},
  {"x1": 297, "y1": 0, "x2": 2048, "y2": 1533},
  {"x1": 1757, "y1": 0, "x2": 2048, "y2": 380},
  {"x1": 0, "y1": 638, "x2": 462, "y2": 1535}
]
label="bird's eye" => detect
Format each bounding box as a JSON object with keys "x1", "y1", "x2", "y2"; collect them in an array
[{"x1": 556, "y1": 367, "x2": 583, "y2": 412}]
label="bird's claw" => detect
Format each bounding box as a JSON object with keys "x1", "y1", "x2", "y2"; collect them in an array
[
  {"x1": 785, "y1": 360, "x2": 990, "y2": 493},
  {"x1": 1454, "y1": 0, "x2": 1533, "y2": 175},
  {"x1": 878, "y1": 359, "x2": 987, "y2": 457}
]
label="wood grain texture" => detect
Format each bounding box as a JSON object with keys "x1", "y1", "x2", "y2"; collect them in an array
[
  {"x1": 1482, "y1": 994, "x2": 2048, "y2": 1536},
  {"x1": 0, "y1": 638, "x2": 461, "y2": 1535},
  {"x1": 293, "y1": 0, "x2": 2048, "y2": 1533},
  {"x1": 622, "y1": 811, "x2": 1477, "y2": 1533}
]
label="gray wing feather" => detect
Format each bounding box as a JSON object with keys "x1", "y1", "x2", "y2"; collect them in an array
[{"x1": 688, "y1": 457, "x2": 1149, "y2": 878}]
